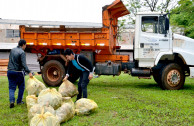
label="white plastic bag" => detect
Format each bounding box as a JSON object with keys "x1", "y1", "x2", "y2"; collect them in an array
[
  {"x1": 75, "y1": 98, "x2": 98, "y2": 115},
  {"x1": 38, "y1": 88, "x2": 62, "y2": 109},
  {"x1": 26, "y1": 77, "x2": 46, "y2": 96},
  {"x1": 26, "y1": 95, "x2": 37, "y2": 111},
  {"x1": 58, "y1": 80, "x2": 78, "y2": 97},
  {"x1": 55, "y1": 97, "x2": 75, "y2": 123},
  {"x1": 28, "y1": 104, "x2": 55, "y2": 124},
  {"x1": 34, "y1": 77, "x2": 46, "y2": 95},
  {"x1": 30, "y1": 109, "x2": 59, "y2": 126}
]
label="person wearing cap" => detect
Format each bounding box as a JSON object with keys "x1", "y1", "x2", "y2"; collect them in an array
[
  {"x1": 7, "y1": 39, "x2": 33, "y2": 108},
  {"x1": 63, "y1": 48, "x2": 93, "y2": 101}
]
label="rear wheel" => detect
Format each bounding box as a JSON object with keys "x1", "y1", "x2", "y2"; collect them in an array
[
  {"x1": 67, "y1": 66, "x2": 81, "y2": 83},
  {"x1": 161, "y1": 63, "x2": 185, "y2": 90},
  {"x1": 68, "y1": 73, "x2": 80, "y2": 83},
  {"x1": 42, "y1": 60, "x2": 65, "y2": 86}
]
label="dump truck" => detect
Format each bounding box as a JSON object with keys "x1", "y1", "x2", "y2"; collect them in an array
[{"x1": 20, "y1": 0, "x2": 194, "y2": 90}]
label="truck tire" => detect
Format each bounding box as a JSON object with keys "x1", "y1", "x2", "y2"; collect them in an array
[
  {"x1": 67, "y1": 66, "x2": 81, "y2": 83},
  {"x1": 68, "y1": 73, "x2": 80, "y2": 83},
  {"x1": 42, "y1": 60, "x2": 65, "y2": 86},
  {"x1": 161, "y1": 63, "x2": 185, "y2": 90}
]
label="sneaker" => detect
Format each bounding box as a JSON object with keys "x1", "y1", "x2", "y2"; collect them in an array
[
  {"x1": 17, "y1": 101, "x2": 25, "y2": 105},
  {"x1": 10, "y1": 102, "x2": 14, "y2": 108}
]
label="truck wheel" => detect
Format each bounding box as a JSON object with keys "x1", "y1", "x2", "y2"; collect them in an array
[
  {"x1": 67, "y1": 66, "x2": 81, "y2": 83},
  {"x1": 42, "y1": 60, "x2": 65, "y2": 86},
  {"x1": 68, "y1": 73, "x2": 80, "y2": 83},
  {"x1": 161, "y1": 63, "x2": 185, "y2": 90}
]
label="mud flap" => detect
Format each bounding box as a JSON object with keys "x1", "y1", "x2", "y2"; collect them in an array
[{"x1": 190, "y1": 67, "x2": 194, "y2": 78}]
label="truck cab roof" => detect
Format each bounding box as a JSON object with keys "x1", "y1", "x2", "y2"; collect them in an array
[{"x1": 137, "y1": 12, "x2": 167, "y2": 15}]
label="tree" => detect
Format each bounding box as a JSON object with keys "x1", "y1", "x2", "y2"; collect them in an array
[
  {"x1": 144, "y1": 0, "x2": 159, "y2": 11},
  {"x1": 170, "y1": 0, "x2": 194, "y2": 38},
  {"x1": 120, "y1": 0, "x2": 178, "y2": 24},
  {"x1": 143, "y1": 0, "x2": 175, "y2": 12},
  {"x1": 125, "y1": 0, "x2": 141, "y2": 24}
]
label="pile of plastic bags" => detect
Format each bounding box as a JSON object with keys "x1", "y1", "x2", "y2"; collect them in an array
[{"x1": 26, "y1": 78, "x2": 98, "y2": 125}]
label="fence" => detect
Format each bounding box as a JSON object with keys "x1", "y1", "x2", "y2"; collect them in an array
[{"x1": 0, "y1": 59, "x2": 9, "y2": 76}]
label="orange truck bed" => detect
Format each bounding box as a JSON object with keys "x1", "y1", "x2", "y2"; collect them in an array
[{"x1": 20, "y1": 0, "x2": 130, "y2": 62}]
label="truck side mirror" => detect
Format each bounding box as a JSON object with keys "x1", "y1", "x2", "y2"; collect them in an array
[{"x1": 165, "y1": 18, "x2": 169, "y2": 31}]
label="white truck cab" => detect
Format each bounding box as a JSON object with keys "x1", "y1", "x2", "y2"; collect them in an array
[{"x1": 132, "y1": 12, "x2": 194, "y2": 90}]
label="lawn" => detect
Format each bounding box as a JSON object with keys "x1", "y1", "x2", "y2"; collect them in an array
[{"x1": 0, "y1": 73, "x2": 193, "y2": 126}]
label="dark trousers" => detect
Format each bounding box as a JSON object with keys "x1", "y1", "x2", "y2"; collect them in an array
[
  {"x1": 77, "y1": 71, "x2": 89, "y2": 100},
  {"x1": 7, "y1": 70, "x2": 25, "y2": 103}
]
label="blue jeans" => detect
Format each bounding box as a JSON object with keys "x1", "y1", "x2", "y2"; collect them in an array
[
  {"x1": 77, "y1": 71, "x2": 89, "y2": 100},
  {"x1": 7, "y1": 70, "x2": 25, "y2": 103}
]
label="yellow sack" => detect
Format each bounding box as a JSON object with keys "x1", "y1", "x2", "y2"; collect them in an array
[
  {"x1": 58, "y1": 80, "x2": 78, "y2": 97},
  {"x1": 56, "y1": 97, "x2": 75, "y2": 123},
  {"x1": 62, "y1": 97, "x2": 74, "y2": 107},
  {"x1": 38, "y1": 88, "x2": 62, "y2": 110},
  {"x1": 75, "y1": 98, "x2": 98, "y2": 115},
  {"x1": 26, "y1": 95, "x2": 37, "y2": 111},
  {"x1": 26, "y1": 77, "x2": 39, "y2": 96},
  {"x1": 28, "y1": 104, "x2": 55, "y2": 124},
  {"x1": 30, "y1": 109, "x2": 59, "y2": 126},
  {"x1": 26, "y1": 77, "x2": 46, "y2": 96},
  {"x1": 34, "y1": 77, "x2": 46, "y2": 95}
]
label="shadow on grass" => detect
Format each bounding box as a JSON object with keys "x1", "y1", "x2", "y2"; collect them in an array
[
  {"x1": 133, "y1": 83, "x2": 161, "y2": 89},
  {"x1": 90, "y1": 81, "x2": 161, "y2": 89},
  {"x1": 91, "y1": 81, "x2": 194, "y2": 91},
  {"x1": 183, "y1": 84, "x2": 194, "y2": 90}
]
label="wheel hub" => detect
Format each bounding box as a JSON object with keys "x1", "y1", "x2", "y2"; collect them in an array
[
  {"x1": 167, "y1": 70, "x2": 180, "y2": 86},
  {"x1": 47, "y1": 66, "x2": 60, "y2": 82},
  {"x1": 53, "y1": 71, "x2": 58, "y2": 76}
]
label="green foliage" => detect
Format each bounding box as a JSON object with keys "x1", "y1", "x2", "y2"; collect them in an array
[
  {"x1": 0, "y1": 74, "x2": 194, "y2": 126},
  {"x1": 118, "y1": 0, "x2": 177, "y2": 30},
  {"x1": 170, "y1": 0, "x2": 194, "y2": 38},
  {"x1": 118, "y1": 19, "x2": 126, "y2": 41},
  {"x1": 125, "y1": 0, "x2": 142, "y2": 23}
]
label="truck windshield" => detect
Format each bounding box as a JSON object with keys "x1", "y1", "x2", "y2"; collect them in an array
[{"x1": 142, "y1": 16, "x2": 166, "y2": 34}]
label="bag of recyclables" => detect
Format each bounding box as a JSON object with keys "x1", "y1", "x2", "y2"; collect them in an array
[
  {"x1": 38, "y1": 88, "x2": 62, "y2": 110},
  {"x1": 75, "y1": 98, "x2": 98, "y2": 115},
  {"x1": 30, "y1": 108, "x2": 59, "y2": 126},
  {"x1": 55, "y1": 97, "x2": 75, "y2": 123},
  {"x1": 28, "y1": 104, "x2": 55, "y2": 124},
  {"x1": 26, "y1": 77, "x2": 46, "y2": 96},
  {"x1": 58, "y1": 80, "x2": 78, "y2": 97},
  {"x1": 26, "y1": 95, "x2": 37, "y2": 111}
]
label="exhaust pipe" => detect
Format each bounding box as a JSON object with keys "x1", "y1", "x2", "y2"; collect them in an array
[{"x1": 131, "y1": 68, "x2": 151, "y2": 76}]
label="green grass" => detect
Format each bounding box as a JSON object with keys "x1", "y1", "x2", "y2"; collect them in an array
[{"x1": 0, "y1": 74, "x2": 194, "y2": 126}]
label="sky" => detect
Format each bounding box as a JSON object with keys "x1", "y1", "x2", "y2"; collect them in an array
[{"x1": 0, "y1": 0, "x2": 115, "y2": 23}]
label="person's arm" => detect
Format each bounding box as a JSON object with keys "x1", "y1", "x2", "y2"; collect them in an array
[
  {"x1": 63, "y1": 61, "x2": 72, "y2": 81},
  {"x1": 21, "y1": 52, "x2": 30, "y2": 73},
  {"x1": 21, "y1": 52, "x2": 33, "y2": 78},
  {"x1": 88, "y1": 72, "x2": 93, "y2": 80},
  {"x1": 78, "y1": 55, "x2": 94, "y2": 80}
]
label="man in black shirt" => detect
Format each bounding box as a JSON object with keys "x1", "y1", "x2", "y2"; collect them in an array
[
  {"x1": 7, "y1": 39, "x2": 33, "y2": 108},
  {"x1": 63, "y1": 48, "x2": 93, "y2": 101}
]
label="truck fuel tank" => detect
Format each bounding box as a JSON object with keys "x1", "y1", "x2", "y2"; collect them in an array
[{"x1": 95, "y1": 61, "x2": 121, "y2": 76}]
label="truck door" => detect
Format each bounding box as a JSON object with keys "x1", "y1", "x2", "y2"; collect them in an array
[{"x1": 136, "y1": 15, "x2": 171, "y2": 67}]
